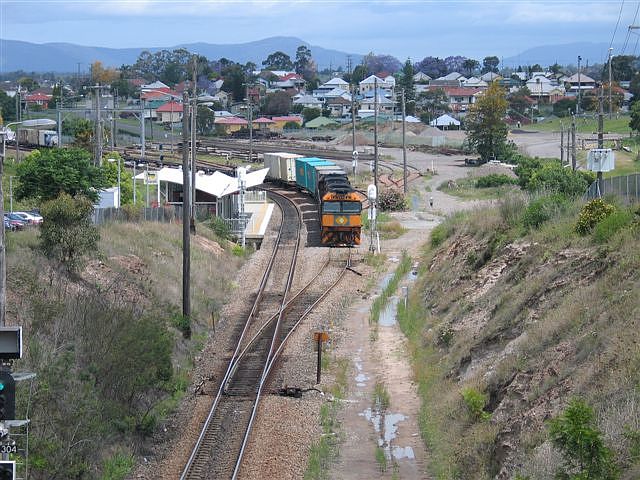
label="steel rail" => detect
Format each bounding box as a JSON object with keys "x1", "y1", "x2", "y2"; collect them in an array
[{"x1": 179, "y1": 192, "x2": 293, "y2": 480}]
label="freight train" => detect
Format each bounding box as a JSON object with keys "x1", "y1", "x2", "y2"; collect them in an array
[
  {"x1": 264, "y1": 152, "x2": 363, "y2": 246},
  {"x1": 16, "y1": 129, "x2": 59, "y2": 148}
]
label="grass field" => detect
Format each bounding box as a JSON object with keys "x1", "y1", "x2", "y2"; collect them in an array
[{"x1": 520, "y1": 114, "x2": 633, "y2": 135}]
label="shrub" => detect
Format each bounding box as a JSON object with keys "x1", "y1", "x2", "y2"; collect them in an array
[
  {"x1": 475, "y1": 174, "x2": 516, "y2": 188},
  {"x1": 592, "y1": 209, "x2": 633, "y2": 243},
  {"x1": 283, "y1": 120, "x2": 300, "y2": 130},
  {"x1": 548, "y1": 399, "x2": 619, "y2": 479},
  {"x1": 576, "y1": 199, "x2": 615, "y2": 235},
  {"x1": 499, "y1": 193, "x2": 528, "y2": 227},
  {"x1": 40, "y1": 193, "x2": 100, "y2": 273},
  {"x1": 461, "y1": 387, "x2": 491, "y2": 421},
  {"x1": 377, "y1": 189, "x2": 406, "y2": 211},
  {"x1": 522, "y1": 194, "x2": 570, "y2": 229},
  {"x1": 208, "y1": 215, "x2": 231, "y2": 240},
  {"x1": 527, "y1": 162, "x2": 593, "y2": 196}
]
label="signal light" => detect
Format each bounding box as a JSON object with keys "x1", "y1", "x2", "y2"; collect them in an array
[
  {"x1": 0, "y1": 372, "x2": 15, "y2": 421},
  {"x1": 0, "y1": 461, "x2": 15, "y2": 480}
]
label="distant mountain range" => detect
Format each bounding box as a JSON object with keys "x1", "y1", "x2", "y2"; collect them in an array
[
  {"x1": 502, "y1": 42, "x2": 626, "y2": 68},
  {"x1": 0, "y1": 37, "x2": 632, "y2": 74},
  {"x1": 0, "y1": 37, "x2": 363, "y2": 73}
]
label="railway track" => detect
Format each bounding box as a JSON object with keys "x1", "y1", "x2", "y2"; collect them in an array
[{"x1": 181, "y1": 190, "x2": 352, "y2": 480}]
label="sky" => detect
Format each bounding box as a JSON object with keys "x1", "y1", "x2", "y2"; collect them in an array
[{"x1": 0, "y1": 0, "x2": 638, "y2": 61}]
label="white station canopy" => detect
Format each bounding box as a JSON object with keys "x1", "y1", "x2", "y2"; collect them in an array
[{"x1": 134, "y1": 166, "x2": 269, "y2": 198}]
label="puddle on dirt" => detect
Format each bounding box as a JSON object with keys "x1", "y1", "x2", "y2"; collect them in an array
[
  {"x1": 354, "y1": 352, "x2": 369, "y2": 387},
  {"x1": 379, "y1": 273, "x2": 394, "y2": 291},
  {"x1": 379, "y1": 297, "x2": 399, "y2": 326},
  {"x1": 359, "y1": 408, "x2": 414, "y2": 462}
]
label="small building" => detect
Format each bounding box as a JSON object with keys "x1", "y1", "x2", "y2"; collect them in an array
[
  {"x1": 304, "y1": 116, "x2": 339, "y2": 128},
  {"x1": 214, "y1": 116, "x2": 248, "y2": 133},
  {"x1": 24, "y1": 92, "x2": 52, "y2": 106},
  {"x1": 271, "y1": 115, "x2": 303, "y2": 131},
  {"x1": 253, "y1": 117, "x2": 275, "y2": 130},
  {"x1": 156, "y1": 101, "x2": 183, "y2": 123},
  {"x1": 430, "y1": 114, "x2": 461, "y2": 129},
  {"x1": 413, "y1": 72, "x2": 432, "y2": 83}
]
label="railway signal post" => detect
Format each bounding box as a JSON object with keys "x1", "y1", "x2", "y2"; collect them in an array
[{"x1": 367, "y1": 184, "x2": 378, "y2": 254}]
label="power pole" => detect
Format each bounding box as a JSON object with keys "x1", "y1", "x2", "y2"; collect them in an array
[
  {"x1": 598, "y1": 86, "x2": 605, "y2": 195},
  {"x1": 351, "y1": 84, "x2": 356, "y2": 158},
  {"x1": 247, "y1": 85, "x2": 253, "y2": 163},
  {"x1": 88, "y1": 84, "x2": 104, "y2": 166},
  {"x1": 0, "y1": 133, "x2": 5, "y2": 326},
  {"x1": 577, "y1": 55, "x2": 582, "y2": 116},
  {"x1": 560, "y1": 122, "x2": 564, "y2": 165},
  {"x1": 181, "y1": 91, "x2": 191, "y2": 324},
  {"x1": 191, "y1": 55, "x2": 197, "y2": 234},
  {"x1": 401, "y1": 88, "x2": 407, "y2": 194},
  {"x1": 571, "y1": 114, "x2": 577, "y2": 171},
  {"x1": 374, "y1": 77, "x2": 378, "y2": 191},
  {"x1": 608, "y1": 48, "x2": 613, "y2": 120}
]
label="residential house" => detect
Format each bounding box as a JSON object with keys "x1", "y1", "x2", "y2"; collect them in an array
[
  {"x1": 430, "y1": 72, "x2": 467, "y2": 87},
  {"x1": 271, "y1": 115, "x2": 303, "y2": 131},
  {"x1": 305, "y1": 116, "x2": 339, "y2": 129},
  {"x1": 141, "y1": 80, "x2": 170, "y2": 92},
  {"x1": 413, "y1": 72, "x2": 432, "y2": 83},
  {"x1": 156, "y1": 101, "x2": 183, "y2": 123},
  {"x1": 326, "y1": 96, "x2": 351, "y2": 117},
  {"x1": 141, "y1": 88, "x2": 180, "y2": 102},
  {"x1": 293, "y1": 94, "x2": 324, "y2": 109},
  {"x1": 480, "y1": 72, "x2": 502, "y2": 83},
  {"x1": 378, "y1": 72, "x2": 396, "y2": 90},
  {"x1": 565, "y1": 73, "x2": 596, "y2": 95},
  {"x1": 212, "y1": 90, "x2": 230, "y2": 107},
  {"x1": 322, "y1": 77, "x2": 350, "y2": 90},
  {"x1": 526, "y1": 75, "x2": 566, "y2": 103},
  {"x1": 359, "y1": 75, "x2": 393, "y2": 95},
  {"x1": 214, "y1": 116, "x2": 248, "y2": 133},
  {"x1": 144, "y1": 99, "x2": 167, "y2": 120},
  {"x1": 24, "y1": 92, "x2": 52, "y2": 106},
  {"x1": 436, "y1": 87, "x2": 481, "y2": 112},
  {"x1": 359, "y1": 93, "x2": 395, "y2": 115},
  {"x1": 462, "y1": 77, "x2": 488, "y2": 89}
]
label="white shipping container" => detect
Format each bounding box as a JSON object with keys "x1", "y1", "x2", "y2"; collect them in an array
[
  {"x1": 263, "y1": 153, "x2": 282, "y2": 180},
  {"x1": 278, "y1": 153, "x2": 302, "y2": 183}
]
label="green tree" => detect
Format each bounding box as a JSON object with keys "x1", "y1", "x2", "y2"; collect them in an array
[
  {"x1": 48, "y1": 82, "x2": 63, "y2": 109},
  {"x1": 220, "y1": 63, "x2": 247, "y2": 102},
  {"x1": 553, "y1": 97, "x2": 577, "y2": 117},
  {"x1": 0, "y1": 90, "x2": 16, "y2": 122},
  {"x1": 416, "y1": 88, "x2": 450, "y2": 123},
  {"x1": 294, "y1": 45, "x2": 313, "y2": 78},
  {"x1": 262, "y1": 51, "x2": 293, "y2": 71},
  {"x1": 630, "y1": 101, "x2": 640, "y2": 132},
  {"x1": 549, "y1": 399, "x2": 619, "y2": 480},
  {"x1": 16, "y1": 148, "x2": 107, "y2": 202},
  {"x1": 196, "y1": 105, "x2": 216, "y2": 135},
  {"x1": 18, "y1": 76, "x2": 39, "y2": 91},
  {"x1": 463, "y1": 58, "x2": 480, "y2": 76},
  {"x1": 508, "y1": 86, "x2": 532, "y2": 115},
  {"x1": 39, "y1": 193, "x2": 99, "y2": 273},
  {"x1": 302, "y1": 107, "x2": 321, "y2": 123},
  {"x1": 263, "y1": 91, "x2": 291, "y2": 115},
  {"x1": 351, "y1": 64, "x2": 369, "y2": 85},
  {"x1": 400, "y1": 59, "x2": 416, "y2": 115},
  {"x1": 465, "y1": 81, "x2": 509, "y2": 160},
  {"x1": 482, "y1": 56, "x2": 500, "y2": 74},
  {"x1": 527, "y1": 161, "x2": 594, "y2": 196}
]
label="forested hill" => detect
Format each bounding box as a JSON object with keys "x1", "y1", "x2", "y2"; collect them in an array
[{"x1": 0, "y1": 36, "x2": 363, "y2": 72}]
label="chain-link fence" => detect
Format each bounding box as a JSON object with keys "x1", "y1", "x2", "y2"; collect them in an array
[
  {"x1": 584, "y1": 173, "x2": 640, "y2": 202},
  {"x1": 91, "y1": 204, "x2": 217, "y2": 226}
]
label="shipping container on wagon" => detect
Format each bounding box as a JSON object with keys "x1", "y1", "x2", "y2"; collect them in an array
[
  {"x1": 17, "y1": 128, "x2": 58, "y2": 147},
  {"x1": 310, "y1": 165, "x2": 346, "y2": 199},
  {"x1": 263, "y1": 152, "x2": 302, "y2": 183},
  {"x1": 295, "y1": 158, "x2": 335, "y2": 196}
]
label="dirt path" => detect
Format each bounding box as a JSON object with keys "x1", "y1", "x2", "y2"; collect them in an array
[{"x1": 327, "y1": 153, "x2": 477, "y2": 479}]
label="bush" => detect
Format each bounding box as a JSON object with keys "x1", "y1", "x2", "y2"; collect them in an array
[
  {"x1": 208, "y1": 216, "x2": 231, "y2": 240},
  {"x1": 499, "y1": 193, "x2": 528, "y2": 227},
  {"x1": 576, "y1": 199, "x2": 615, "y2": 235},
  {"x1": 549, "y1": 399, "x2": 619, "y2": 479},
  {"x1": 592, "y1": 209, "x2": 633, "y2": 243},
  {"x1": 461, "y1": 387, "x2": 491, "y2": 421},
  {"x1": 475, "y1": 174, "x2": 516, "y2": 188},
  {"x1": 377, "y1": 189, "x2": 406, "y2": 211},
  {"x1": 283, "y1": 121, "x2": 300, "y2": 130},
  {"x1": 522, "y1": 194, "x2": 570, "y2": 229},
  {"x1": 527, "y1": 162, "x2": 594, "y2": 196},
  {"x1": 40, "y1": 193, "x2": 100, "y2": 273}
]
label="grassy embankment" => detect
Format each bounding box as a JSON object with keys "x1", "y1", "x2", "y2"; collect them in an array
[
  {"x1": 396, "y1": 194, "x2": 640, "y2": 478},
  {"x1": 5, "y1": 218, "x2": 242, "y2": 479}
]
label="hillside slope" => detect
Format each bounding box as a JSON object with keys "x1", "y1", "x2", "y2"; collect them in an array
[{"x1": 401, "y1": 199, "x2": 640, "y2": 478}]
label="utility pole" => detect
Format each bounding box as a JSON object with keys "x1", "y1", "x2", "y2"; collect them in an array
[
  {"x1": 560, "y1": 122, "x2": 564, "y2": 165},
  {"x1": 247, "y1": 84, "x2": 253, "y2": 164},
  {"x1": 181, "y1": 91, "x2": 191, "y2": 324},
  {"x1": 374, "y1": 77, "x2": 378, "y2": 191},
  {"x1": 577, "y1": 55, "x2": 582, "y2": 116},
  {"x1": 0, "y1": 131, "x2": 6, "y2": 326},
  {"x1": 608, "y1": 48, "x2": 613, "y2": 119},
  {"x1": 191, "y1": 55, "x2": 197, "y2": 234},
  {"x1": 88, "y1": 84, "x2": 105, "y2": 166},
  {"x1": 598, "y1": 86, "x2": 605, "y2": 195},
  {"x1": 401, "y1": 88, "x2": 407, "y2": 194},
  {"x1": 351, "y1": 84, "x2": 356, "y2": 159},
  {"x1": 571, "y1": 114, "x2": 577, "y2": 171}
]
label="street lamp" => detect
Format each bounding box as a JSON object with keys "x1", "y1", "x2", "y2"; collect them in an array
[{"x1": 107, "y1": 157, "x2": 121, "y2": 208}]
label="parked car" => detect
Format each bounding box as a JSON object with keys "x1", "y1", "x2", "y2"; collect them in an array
[
  {"x1": 3, "y1": 215, "x2": 25, "y2": 230},
  {"x1": 13, "y1": 211, "x2": 42, "y2": 225},
  {"x1": 4, "y1": 219, "x2": 16, "y2": 232}
]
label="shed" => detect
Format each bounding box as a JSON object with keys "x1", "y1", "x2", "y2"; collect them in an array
[
  {"x1": 430, "y1": 114, "x2": 461, "y2": 128},
  {"x1": 305, "y1": 116, "x2": 339, "y2": 128}
]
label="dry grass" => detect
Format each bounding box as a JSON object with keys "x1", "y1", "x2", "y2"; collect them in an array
[{"x1": 399, "y1": 197, "x2": 640, "y2": 477}]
